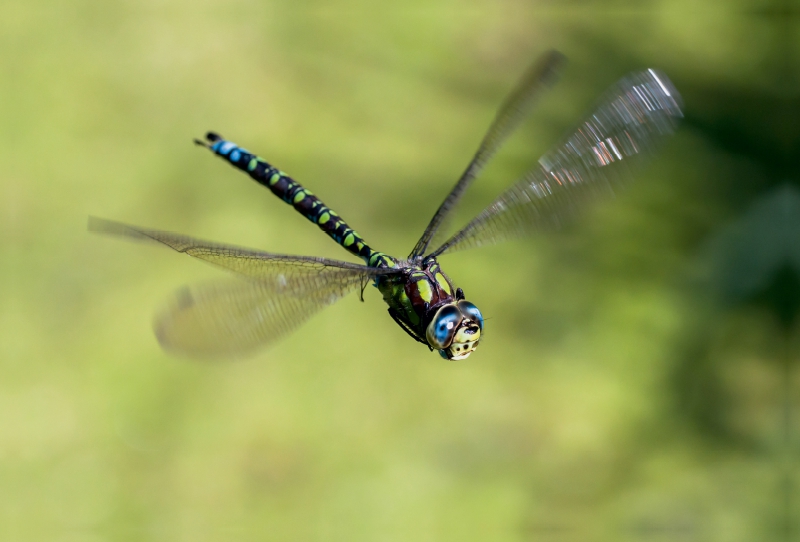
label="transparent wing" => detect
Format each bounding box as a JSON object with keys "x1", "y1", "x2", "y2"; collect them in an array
[
  {"x1": 89, "y1": 217, "x2": 400, "y2": 358},
  {"x1": 153, "y1": 276, "x2": 362, "y2": 359},
  {"x1": 409, "y1": 50, "x2": 566, "y2": 258},
  {"x1": 429, "y1": 69, "x2": 683, "y2": 257},
  {"x1": 89, "y1": 217, "x2": 399, "y2": 290}
]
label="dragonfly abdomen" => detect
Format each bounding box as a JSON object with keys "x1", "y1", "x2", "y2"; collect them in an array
[{"x1": 199, "y1": 133, "x2": 395, "y2": 269}]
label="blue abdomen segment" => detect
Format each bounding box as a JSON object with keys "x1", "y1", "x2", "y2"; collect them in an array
[{"x1": 199, "y1": 132, "x2": 394, "y2": 269}]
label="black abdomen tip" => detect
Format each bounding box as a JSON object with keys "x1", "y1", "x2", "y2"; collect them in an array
[{"x1": 205, "y1": 132, "x2": 222, "y2": 142}]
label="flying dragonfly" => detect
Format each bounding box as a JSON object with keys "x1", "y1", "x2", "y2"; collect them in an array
[{"x1": 90, "y1": 51, "x2": 682, "y2": 360}]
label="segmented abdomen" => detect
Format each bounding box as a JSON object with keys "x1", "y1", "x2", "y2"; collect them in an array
[{"x1": 202, "y1": 133, "x2": 394, "y2": 269}]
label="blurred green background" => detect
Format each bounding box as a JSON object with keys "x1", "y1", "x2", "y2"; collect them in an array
[{"x1": 2, "y1": 0, "x2": 798, "y2": 540}]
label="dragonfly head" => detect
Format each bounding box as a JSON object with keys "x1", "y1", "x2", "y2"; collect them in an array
[{"x1": 426, "y1": 300, "x2": 484, "y2": 360}]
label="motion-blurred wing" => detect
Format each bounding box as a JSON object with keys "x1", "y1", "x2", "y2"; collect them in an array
[
  {"x1": 153, "y1": 276, "x2": 361, "y2": 359},
  {"x1": 409, "y1": 50, "x2": 566, "y2": 258},
  {"x1": 89, "y1": 217, "x2": 400, "y2": 358},
  {"x1": 429, "y1": 69, "x2": 682, "y2": 257}
]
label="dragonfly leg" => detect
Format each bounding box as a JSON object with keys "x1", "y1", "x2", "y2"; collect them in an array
[{"x1": 388, "y1": 308, "x2": 430, "y2": 348}]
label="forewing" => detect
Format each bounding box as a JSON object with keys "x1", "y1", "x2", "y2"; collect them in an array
[
  {"x1": 430, "y1": 69, "x2": 683, "y2": 256},
  {"x1": 409, "y1": 50, "x2": 566, "y2": 258},
  {"x1": 89, "y1": 217, "x2": 398, "y2": 293}
]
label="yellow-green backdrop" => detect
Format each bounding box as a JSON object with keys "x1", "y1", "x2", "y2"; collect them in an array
[{"x1": 2, "y1": 1, "x2": 797, "y2": 540}]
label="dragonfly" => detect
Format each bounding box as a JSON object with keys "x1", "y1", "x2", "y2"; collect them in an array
[{"x1": 90, "y1": 51, "x2": 682, "y2": 360}]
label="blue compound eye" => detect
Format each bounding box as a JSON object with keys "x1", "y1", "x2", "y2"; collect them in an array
[
  {"x1": 457, "y1": 301, "x2": 484, "y2": 330},
  {"x1": 426, "y1": 304, "x2": 463, "y2": 349}
]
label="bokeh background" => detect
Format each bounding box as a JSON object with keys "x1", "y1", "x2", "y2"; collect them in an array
[{"x1": 2, "y1": 0, "x2": 798, "y2": 540}]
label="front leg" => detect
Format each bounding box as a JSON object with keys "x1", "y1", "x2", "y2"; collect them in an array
[{"x1": 388, "y1": 308, "x2": 431, "y2": 349}]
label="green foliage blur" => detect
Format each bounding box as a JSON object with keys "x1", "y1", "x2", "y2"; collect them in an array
[{"x1": 2, "y1": 1, "x2": 798, "y2": 540}]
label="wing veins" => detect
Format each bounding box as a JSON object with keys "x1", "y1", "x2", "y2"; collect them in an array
[
  {"x1": 89, "y1": 217, "x2": 403, "y2": 358},
  {"x1": 429, "y1": 69, "x2": 683, "y2": 257},
  {"x1": 88, "y1": 217, "x2": 401, "y2": 282},
  {"x1": 409, "y1": 50, "x2": 566, "y2": 258}
]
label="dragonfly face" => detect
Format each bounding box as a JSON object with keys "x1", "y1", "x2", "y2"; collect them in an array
[{"x1": 427, "y1": 300, "x2": 484, "y2": 360}]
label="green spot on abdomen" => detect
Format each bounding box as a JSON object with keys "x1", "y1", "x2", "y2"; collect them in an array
[
  {"x1": 248, "y1": 158, "x2": 258, "y2": 171},
  {"x1": 293, "y1": 191, "x2": 306, "y2": 204},
  {"x1": 269, "y1": 173, "x2": 281, "y2": 186},
  {"x1": 319, "y1": 212, "x2": 330, "y2": 224},
  {"x1": 343, "y1": 233, "x2": 355, "y2": 247}
]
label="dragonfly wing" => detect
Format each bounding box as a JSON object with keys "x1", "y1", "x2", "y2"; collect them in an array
[
  {"x1": 89, "y1": 217, "x2": 402, "y2": 358},
  {"x1": 154, "y1": 275, "x2": 362, "y2": 359},
  {"x1": 88, "y1": 217, "x2": 399, "y2": 291},
  {"x1": 409, "y1": 50, "x2": 566, "y2": 258},
  {"x1": 430, "y1": 69, "x2": 683, "y2": 257}
]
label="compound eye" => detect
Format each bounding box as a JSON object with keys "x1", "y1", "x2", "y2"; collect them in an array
[
  {"x1": 457, "y1": 301, "x2": 484, "y2": 330},
  {"x1": 426, "y1": 304, "x2": 463, "y2": 349}
]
